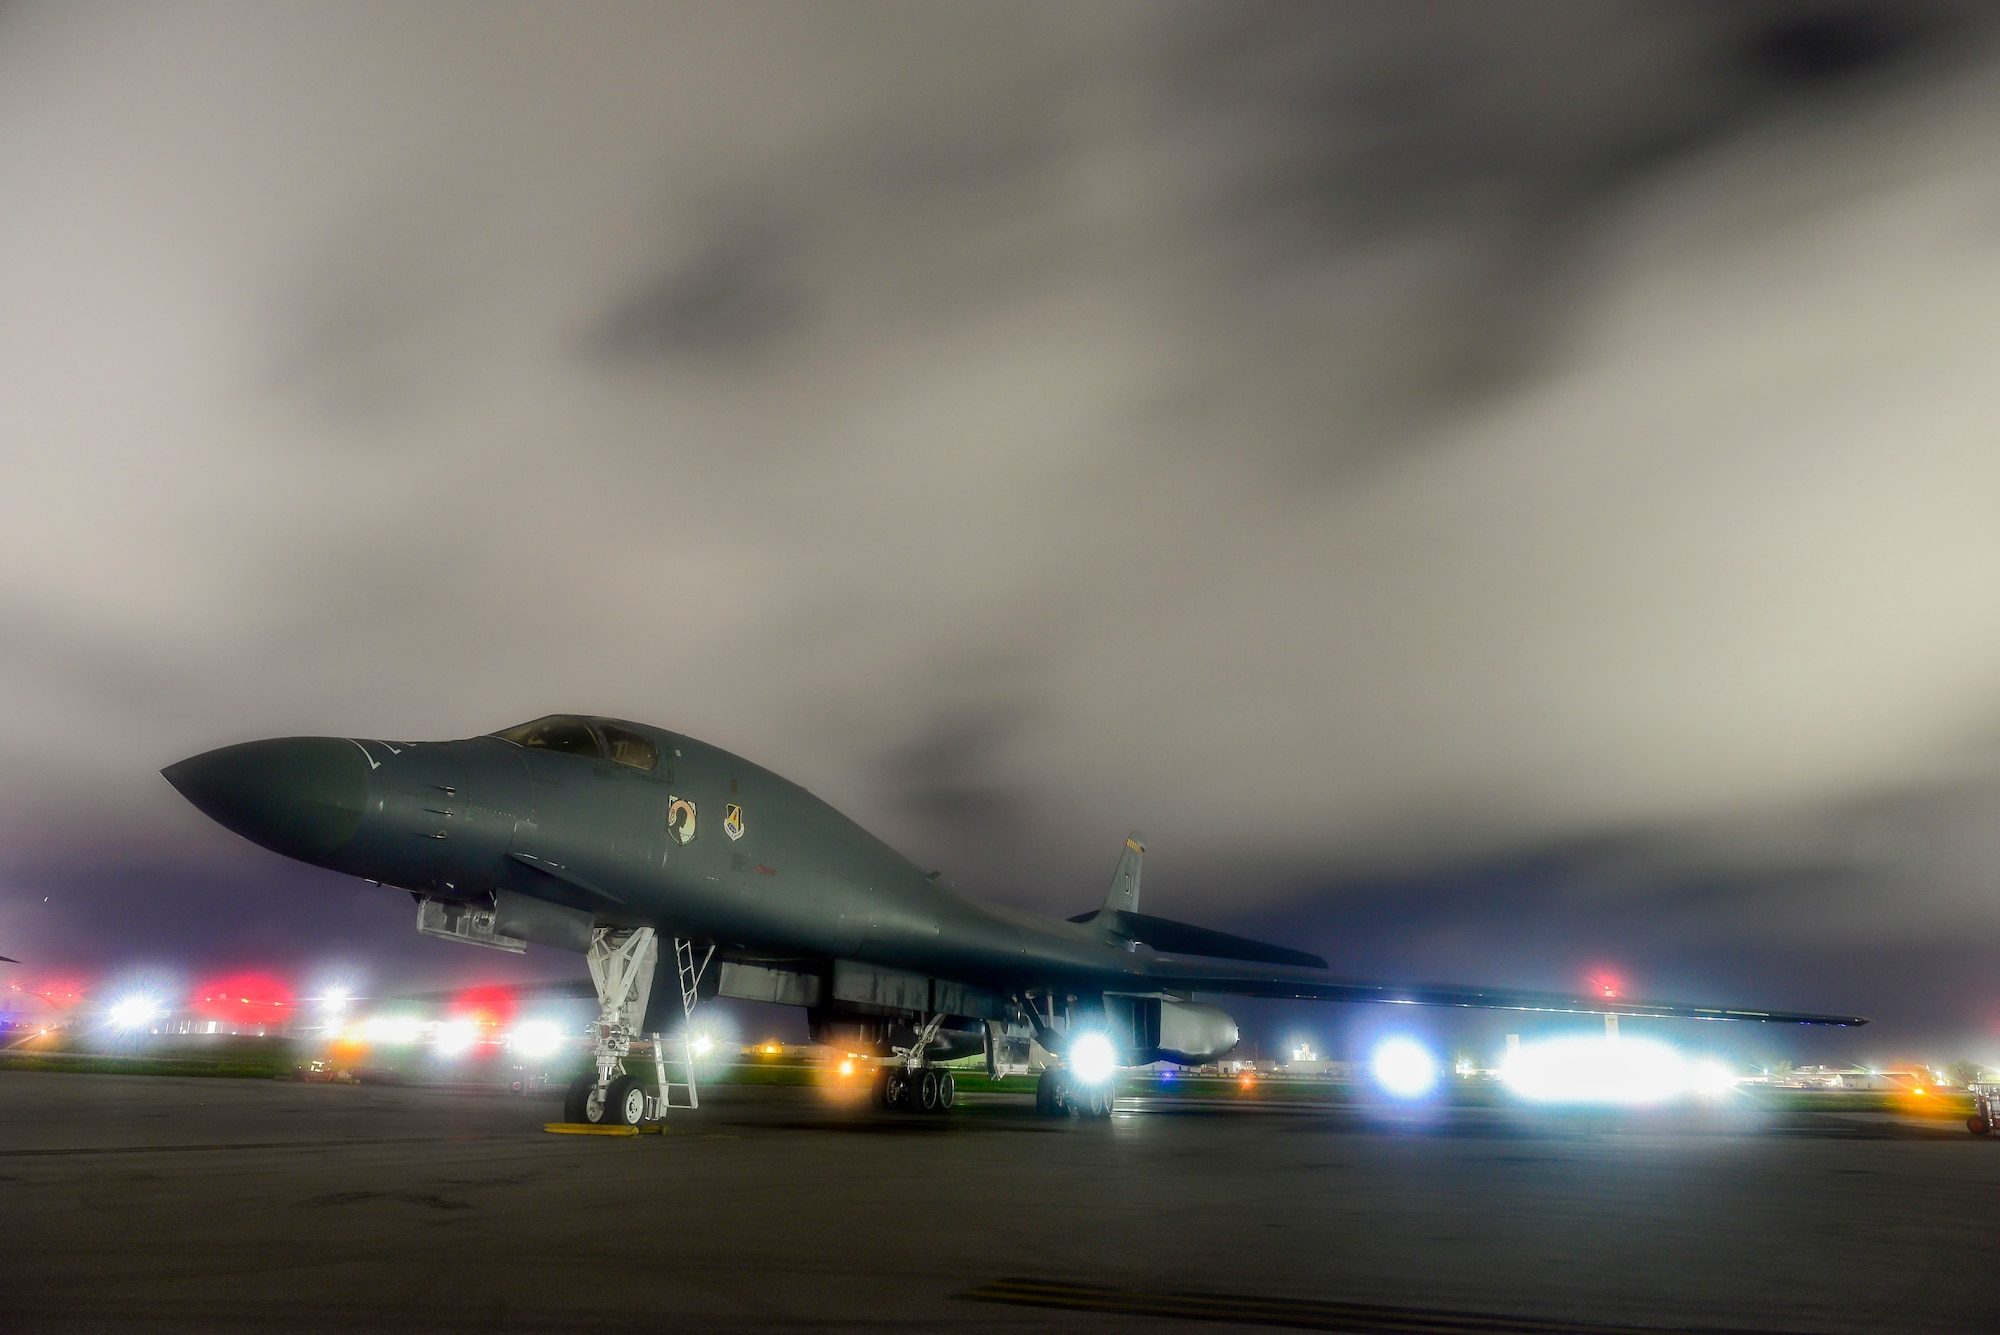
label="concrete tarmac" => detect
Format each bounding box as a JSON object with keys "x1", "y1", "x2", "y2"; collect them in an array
[{"x1": 2, "y1": 1070, "x2": 1995, "y2": 1333}]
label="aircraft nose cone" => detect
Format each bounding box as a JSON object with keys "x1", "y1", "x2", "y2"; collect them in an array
[{"x1": 163, "y1": 738, "x2": 370, "y2": 864}]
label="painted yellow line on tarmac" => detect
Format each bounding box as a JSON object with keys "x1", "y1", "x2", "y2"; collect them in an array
[{"x1": 957, "y1": 1278, "x2": 1796, "y2": 1334}]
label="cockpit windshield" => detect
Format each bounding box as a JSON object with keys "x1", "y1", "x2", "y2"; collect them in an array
[
  {"x1": 493, "y1": 716, "x2": 603, "y2": 758},
  {"x1": 598, "y1": 724, "x2": 659, "y2": 771},
  {"x1": 492, "y1": 716, "x2": 660, "y2": 771}
]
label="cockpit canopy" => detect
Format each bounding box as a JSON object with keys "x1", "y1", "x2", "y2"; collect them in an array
[{"x1": 492, "y1": 715, "x2": 659, "y2": 771}]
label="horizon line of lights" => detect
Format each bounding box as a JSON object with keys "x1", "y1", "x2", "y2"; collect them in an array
[{"x1": 1360, "y1": 1033, "x2": 1742, "y2": 1105}]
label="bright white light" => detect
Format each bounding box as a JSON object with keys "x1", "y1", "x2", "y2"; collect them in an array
[
  {"x1": 1068, "y1": 1031, "x2": 1117, "y2": 1085},
  {"x1": 434, "y1": 1018, "x2": 479, "y2": 1056},
  {"x1": 691, "y1": 1033, "x2": 715, "y2": 1057},
  {"x1": 1371, "y1": 1038, "x2": 1439, "y2": 1097},
  {"x1": 1689, "y1": 1060, "x2": 1738, "y2": 1096},
  {"x1": 362, "y1": 1014, "x2": 423, "y2": 1045},
  {"x1": 508, "y1": 1020, "x2": 563, "y2": 1058},
  {"x1": 108, "y1": 997, "x2": 164, "y2": 1030},
  {"x1": 1502, "y1": 1036, "x2": 1736, "y2": 1105}
]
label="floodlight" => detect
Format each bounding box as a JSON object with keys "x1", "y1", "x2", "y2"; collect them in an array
[
  {"x1": 108, "y1": 996, "x2": 163, "y2": 1031},
  {"x1": 691, "y1": 1033, "x2": 715, "y2": 1057},
  {"x1": 1502, "y1": 1035, "x2": 1703, "y2": 1104},
  {"x1": 1689, "y1": 1060, "x2": 1738, "y2": 1096},
  {"x1": 362, "y1": 1014, "x2": 422, "y2": 1044},
  {"x1": 508, "y1": 1020, "x2": 563, "y2": 1058},
  {"x1": 1371, "y1": 1037, "x2": 1439, "y2": 1098},
  {"x1": 434, "y1": 1018, "x2": 478, "y2": 1056},
  {"x1": 1068, "y1": 1031, "x2": 1117, "y2": 1085}
]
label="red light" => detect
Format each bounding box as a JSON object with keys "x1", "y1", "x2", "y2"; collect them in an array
[
  {"x1": 1585, "y1": 971, "x2": 1623, "y2": 1000},
  {"x1": 452, "y1": 985, "x2": 517, "y2": 1027},
  {"x1": 30, "y1": 977, "x2": 88, "y2": 1009},
  {"x1": 189, "y1": 972, "x2": 294, "y2": 1025}
]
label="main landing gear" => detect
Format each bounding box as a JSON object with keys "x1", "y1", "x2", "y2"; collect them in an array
[
  {"x1": 1035, "y1": 1067, "x2": 1112, "y2": 1119},
  {"x1": 871, "y1": 1064, "x2": 956, "y2": 1113},
  {"x1": 869, "y1": 1012, "x2": 957, "y2": 1115}
]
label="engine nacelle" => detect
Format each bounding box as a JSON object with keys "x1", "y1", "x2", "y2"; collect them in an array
[
  {"x1": 1157, "y1": 999, "x2": 1239, "y2": 1065},
  {"x1": 1102, "y1": 995, "x2": 1240, "y2": 1066}
]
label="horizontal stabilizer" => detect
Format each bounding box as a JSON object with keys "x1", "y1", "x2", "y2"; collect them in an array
[{"x1": 1070, "y1": 909, "x2": 1327, "y2": 970}]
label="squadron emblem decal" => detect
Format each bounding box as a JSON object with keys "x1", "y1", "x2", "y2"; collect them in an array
[
  {"x1": 666, "y1": 797, "x2": 697, "y2": 845},
  {"x1": 724, "y1": 803, "x2": 745, "y2": 841}
]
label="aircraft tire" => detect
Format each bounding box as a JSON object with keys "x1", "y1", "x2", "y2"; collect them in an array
[
  {"x1": 886, "y1": 1069, "x2": 910, "y2": 1110},
  {"x1": 870, "y1": 1067, "x2": 892, "y2": 1109},
  {"x1": 563, "y1": 1073, "x2": 596, "y2": 1124},
  {"x1": 918, "y1": 1069, "x2": 941, "y2": 1112},
  {"x1": 603, "y1": 1075, "x2": 648, "y2": 1126},
  {"x1": 937, "y1": 1072, "x2": 955, "y2": 1110},
  {"x1": 1080, "y1": 1085, "x2": 1113, "y2": 1119},
  {"x1": 1969, "y1": 1115, "x2": 1990, "y2": 1136},
  {"x1": 1035, "y1": 1068, "x2": 1065, "y2": 1117}
]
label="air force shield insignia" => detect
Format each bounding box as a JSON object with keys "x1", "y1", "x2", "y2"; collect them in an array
[{"x1": 724, "y1": 803, "x2": 745, "y2": 841}]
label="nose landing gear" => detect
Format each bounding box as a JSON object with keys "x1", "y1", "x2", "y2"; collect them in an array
[
  {"x1": 562, "y1": 1071, "x2": 650, "y2": 1126},
  {"x1": 564, "y1": 926, "x2": 713, "y2": 1126}
]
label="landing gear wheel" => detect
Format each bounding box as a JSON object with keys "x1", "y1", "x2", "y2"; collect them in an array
[
  {"x1": 1079, "y1": 1084, "x2": 1113, "y2": 1119},
  {"x1": 918, "y1": 1069, "x2": 941, "y2": 1112},
  {"x1": 603, "y1": 1074, "x2": 648, "y2": 1127},
  {"x1": 563, "y1": 1072, "x2": 599, "y2": 1124},
  {"x1": 870, "y1": 1067, "x2": 893, "y2": 1110},
  {"x1": 885, "y1": 1069, "x2": 911, "y2": 1110},
  {"x1": 1969, "y1": 1115, "x2": 1991, "y2": 1136},
  {"x1": 1035, "y1": 1068, "x2": 1067, "y2": 1117},
  {"x1": 937, "y1": 1071, "x2": 955, "y2": 1110}
]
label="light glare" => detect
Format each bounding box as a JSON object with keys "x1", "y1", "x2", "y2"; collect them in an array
[
  {"x1": 1371, "y1": 1038, "x2": 1439, "y2": 1097},
  {"x1": 1502, "y1": 1036, "x2": 1738, "y2": 1104},
  {"x1": 108, "y1": 996, "x2": 164, "y2": 1030},
  {"x1": 435, "y1": 1019, "x2": 479, "y2": 1056},
  {"x1": 362, "y1": 1014, "x2": 422, "y2": 1045},
  {"x1": 507, "y1": 1020, "x2": 563, "y2": 1058},
  {"x1": 1068, "y1": 1031, "x2": 1117, "y2": 1085}
]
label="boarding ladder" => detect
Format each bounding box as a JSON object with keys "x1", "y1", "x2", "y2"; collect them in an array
[{"x1": 651, "y1": 936, "x2": 714, "y2": 1111}]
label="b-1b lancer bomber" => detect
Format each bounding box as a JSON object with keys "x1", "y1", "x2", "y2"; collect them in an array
[{"x1": 164, "y1": 715, "x2": 1865, "y2": 1125}]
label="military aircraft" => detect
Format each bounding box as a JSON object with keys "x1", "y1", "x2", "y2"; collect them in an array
[{"x1": 164, "y1": 715, "x2": 1865, "y2": 1126}]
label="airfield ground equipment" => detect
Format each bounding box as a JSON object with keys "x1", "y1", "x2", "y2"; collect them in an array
[{"x1": 1968, "y1": 1082, "x2": 1998, "y2": 1136}]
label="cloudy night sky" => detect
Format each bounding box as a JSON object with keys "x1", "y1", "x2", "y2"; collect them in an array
[{"x1": 4, "y1": 2, "x2": 2000, "y2": 1065}]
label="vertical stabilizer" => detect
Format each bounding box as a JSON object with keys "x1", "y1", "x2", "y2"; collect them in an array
[{"x1": 1102, "y1": 833, "x2": 1144, "y2": 915}]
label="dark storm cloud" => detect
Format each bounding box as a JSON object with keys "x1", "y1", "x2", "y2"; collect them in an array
[{"x1": 3, "y1": 2, "x2": 2000, "y2": 1050}]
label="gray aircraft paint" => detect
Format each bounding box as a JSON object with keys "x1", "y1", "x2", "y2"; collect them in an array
[{"x1": 162, "y1": 715, "x2": 1868, "y2": 1041}]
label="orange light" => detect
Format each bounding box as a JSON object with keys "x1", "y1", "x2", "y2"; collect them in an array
[
  {"x1": 838, "y1": 1059, "x2": 854, "y2": 1076},
  {"x1": 763, "y1": 1043, "x2": 779, "y2": 1055},
  {"x1": 1239, "y1": 1074, "x2": 1255, "y2": 1090},
  {"x1": 1913, "y1": 1087, "x2": 1926, "y2": 1096}
]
